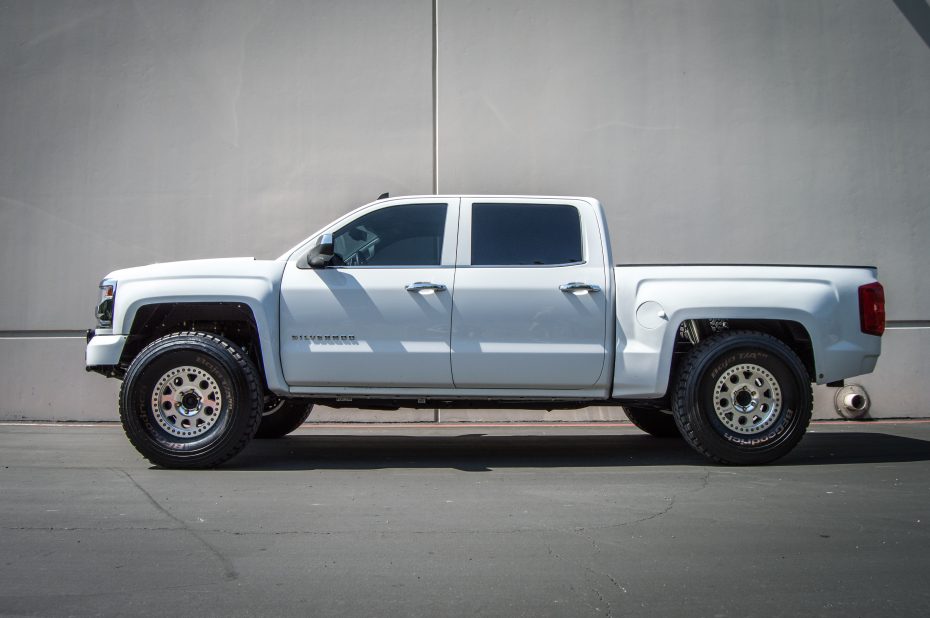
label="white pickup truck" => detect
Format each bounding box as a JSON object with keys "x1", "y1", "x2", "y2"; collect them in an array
[{"x1": 86, "y1": 195, "x2": 884, "y2": 468}]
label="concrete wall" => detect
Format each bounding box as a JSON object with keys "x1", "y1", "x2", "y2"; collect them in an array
[{"x1": 1, "y1": 0, "x2": 927, "y2": 421}]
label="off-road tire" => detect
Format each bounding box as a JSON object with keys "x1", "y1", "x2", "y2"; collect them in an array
[
  {"x1": 623, "y1": 406, "x2": 681, "y2": 438},
  {"x1": 255, "y1": 398, "x2": 314, "y2": 439},
  {"x1": 119, "y1": 331, "x2": 263, "y2": 468},
  {"x1": 672, "y1": 330, "x2": 813, "y2": 465}
]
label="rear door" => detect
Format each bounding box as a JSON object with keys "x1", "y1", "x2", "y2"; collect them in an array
[{"x1": 450, "y1": 199, "x2": 609, "y2": 389}]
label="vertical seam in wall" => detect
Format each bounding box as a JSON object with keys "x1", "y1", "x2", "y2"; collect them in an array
[
  {"x1": 432, "y1": 0, "x2": 439, "y2": 195},
  {"x1": 433, "y1": 0, "x2": 440, "y2": 418}
]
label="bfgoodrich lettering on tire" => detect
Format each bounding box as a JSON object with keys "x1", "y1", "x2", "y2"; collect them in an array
[
  {"x1": 119, "y1": 331, "x2": 263, "y2": 468},
  {"x1": 672, "y1": 330, "x2": 813, "y2": 465}
]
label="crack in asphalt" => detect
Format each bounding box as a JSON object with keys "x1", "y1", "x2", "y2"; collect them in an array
[
  {"x1": 110, "y1": 467, "x2": 239, "y2": 581},
  {"x1": 546, "y1": 540, "x2": 626, "y2": 618},
  {"x1": 539, "y1": 467, "x2": 714, "y2": 615},
  {"x1": 576, "y1": 467, "x2": 712, "y2": 533},
  {"x1": 547, "y1": 543, "x2": 613, "y2": 617}
]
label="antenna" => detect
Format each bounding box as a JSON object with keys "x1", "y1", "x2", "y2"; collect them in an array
[{"x1": 377, "y1": 192, "x2": 389, "y2": 200}]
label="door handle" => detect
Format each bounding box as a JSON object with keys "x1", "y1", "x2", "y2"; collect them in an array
[
  {"x1": 406, "y1": 282, "x2": 447, "y2": 293},
  {"x1": 560, "y1": 282, "x2": 601, "y2": 293}
]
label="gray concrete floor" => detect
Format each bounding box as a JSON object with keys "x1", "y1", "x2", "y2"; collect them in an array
[{"x1": 1, "y1": 422, "x2": 929, "y2": 617}]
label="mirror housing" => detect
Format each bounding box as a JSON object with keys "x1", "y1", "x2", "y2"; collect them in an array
[{"x1": 306, "y1": 233, "x2": 335, "y2": 268}]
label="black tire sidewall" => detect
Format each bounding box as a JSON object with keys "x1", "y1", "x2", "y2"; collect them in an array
[{"x1": 121, "y1": 334, "x2": 259, "y2": 467}]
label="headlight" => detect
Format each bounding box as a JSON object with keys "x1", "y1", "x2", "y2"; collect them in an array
[{"x1": 95, "y1": 279, "x2": 117, "y2": 328}]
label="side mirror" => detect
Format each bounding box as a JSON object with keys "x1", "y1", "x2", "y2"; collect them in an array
[{"x1": 306, "y1": 233, "x2": 335, "y2": 268}]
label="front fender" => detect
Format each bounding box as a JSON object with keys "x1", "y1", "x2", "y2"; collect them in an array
[{"x1": 97, "y1": 259, "x2": 289, "y2": 394}]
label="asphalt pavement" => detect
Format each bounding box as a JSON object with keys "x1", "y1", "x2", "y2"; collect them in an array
[{"x1": 1, "y1": 421, "x2": 928, "y2": 617}]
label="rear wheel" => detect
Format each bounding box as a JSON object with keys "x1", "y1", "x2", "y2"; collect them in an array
[
  {"x1": 672, "y1": 330, "x2": 812, "y2": 465},
  {"x1": 623, "y1": 406, "x2": 681, "y2": 438},
  {"x1": 255, "y1": 398, "x2": 313, "y2": 438},
  {"x1": 119, "y1": 331, "x2": 263, "y2": 468}
]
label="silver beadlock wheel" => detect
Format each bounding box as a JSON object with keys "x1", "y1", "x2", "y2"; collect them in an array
[
  {"x1": 712, "y1": 363, "x2": 782, "y2": 435},
  {"x1": 151, "y1": 365, "x2": 224, "y2": 438}
]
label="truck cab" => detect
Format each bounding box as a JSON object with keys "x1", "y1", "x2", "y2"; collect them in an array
[{"x1": 279, "y1": 196, "x2": 613, "y2": 396}]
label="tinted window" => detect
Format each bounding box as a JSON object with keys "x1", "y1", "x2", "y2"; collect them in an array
[
  {"x1": 332, "y1": 203, "x2": 446, "y2": 267},
  {"x1": 471, "y1": 203, "x2": 583, "y2": 266}
]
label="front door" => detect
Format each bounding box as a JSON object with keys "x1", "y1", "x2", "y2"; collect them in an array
[{"x1": 280, "y1": 199, "x2": 459, "y2": 388}]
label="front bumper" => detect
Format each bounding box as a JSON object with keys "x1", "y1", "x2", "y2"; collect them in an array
[{"x1": 85, "y1": 331, "x2": 128, "y2": 375}]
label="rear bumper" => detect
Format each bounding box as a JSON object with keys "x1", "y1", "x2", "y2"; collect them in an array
[{"x1": 818, "y1": 336, "x2": 882, "y2": 384}]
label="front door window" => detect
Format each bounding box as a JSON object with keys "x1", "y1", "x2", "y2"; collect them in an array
[{"x1": 332, "y1": 203, "x2": 447, "y2": 267}]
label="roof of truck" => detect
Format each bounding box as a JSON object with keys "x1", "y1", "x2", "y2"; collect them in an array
[{"x1": 371, "y1": 194, "x2": 598, "y2": 202}]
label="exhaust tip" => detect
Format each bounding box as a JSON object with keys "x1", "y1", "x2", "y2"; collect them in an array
[{"x1": 834, "y1": 385, "x2": 871, "y2": 420}]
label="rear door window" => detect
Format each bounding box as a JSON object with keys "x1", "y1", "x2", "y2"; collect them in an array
[{"x1": 471, "y1": 203, "x2": 583, "y2": 266}]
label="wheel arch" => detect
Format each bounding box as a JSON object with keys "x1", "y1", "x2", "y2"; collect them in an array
[
  {"x1": 669, "y1": 318, "x2": 816, "y2": 384},
  {"x1": 119, "y1": 302, "x2": 280, "y2": 392},
  {"x1": 613, "y1": 308, "x2": 820, "y2": 399}
]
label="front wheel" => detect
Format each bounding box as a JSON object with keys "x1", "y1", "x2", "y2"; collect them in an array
[
  {"x1": 672, "y1": 330, "x2": 813, "y2": 465},
  {"x1": 119, "y1": 332, "x2": 263, "y2": 468}
]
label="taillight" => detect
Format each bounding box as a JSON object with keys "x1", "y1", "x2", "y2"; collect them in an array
[{"x1": 858, "y1": 282, "x2": 885, "y2": 336}]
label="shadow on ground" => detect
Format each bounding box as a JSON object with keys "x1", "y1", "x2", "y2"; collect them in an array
[{"x1": 219, "y1": 431, "x2": 930, "y2": 472}]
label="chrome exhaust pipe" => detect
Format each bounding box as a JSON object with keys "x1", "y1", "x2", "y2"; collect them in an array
[{"x1": 834, "y1": 385, "x2": 870, "y2": 419}]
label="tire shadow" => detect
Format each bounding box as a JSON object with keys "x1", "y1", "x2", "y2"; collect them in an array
[{"x1": 220, "y1": 430, "x2": 930, "y2": 471}]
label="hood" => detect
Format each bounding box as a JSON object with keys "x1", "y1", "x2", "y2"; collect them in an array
[{"x1": 105, "y1": 257, "x2": 276, "y2": 282}]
